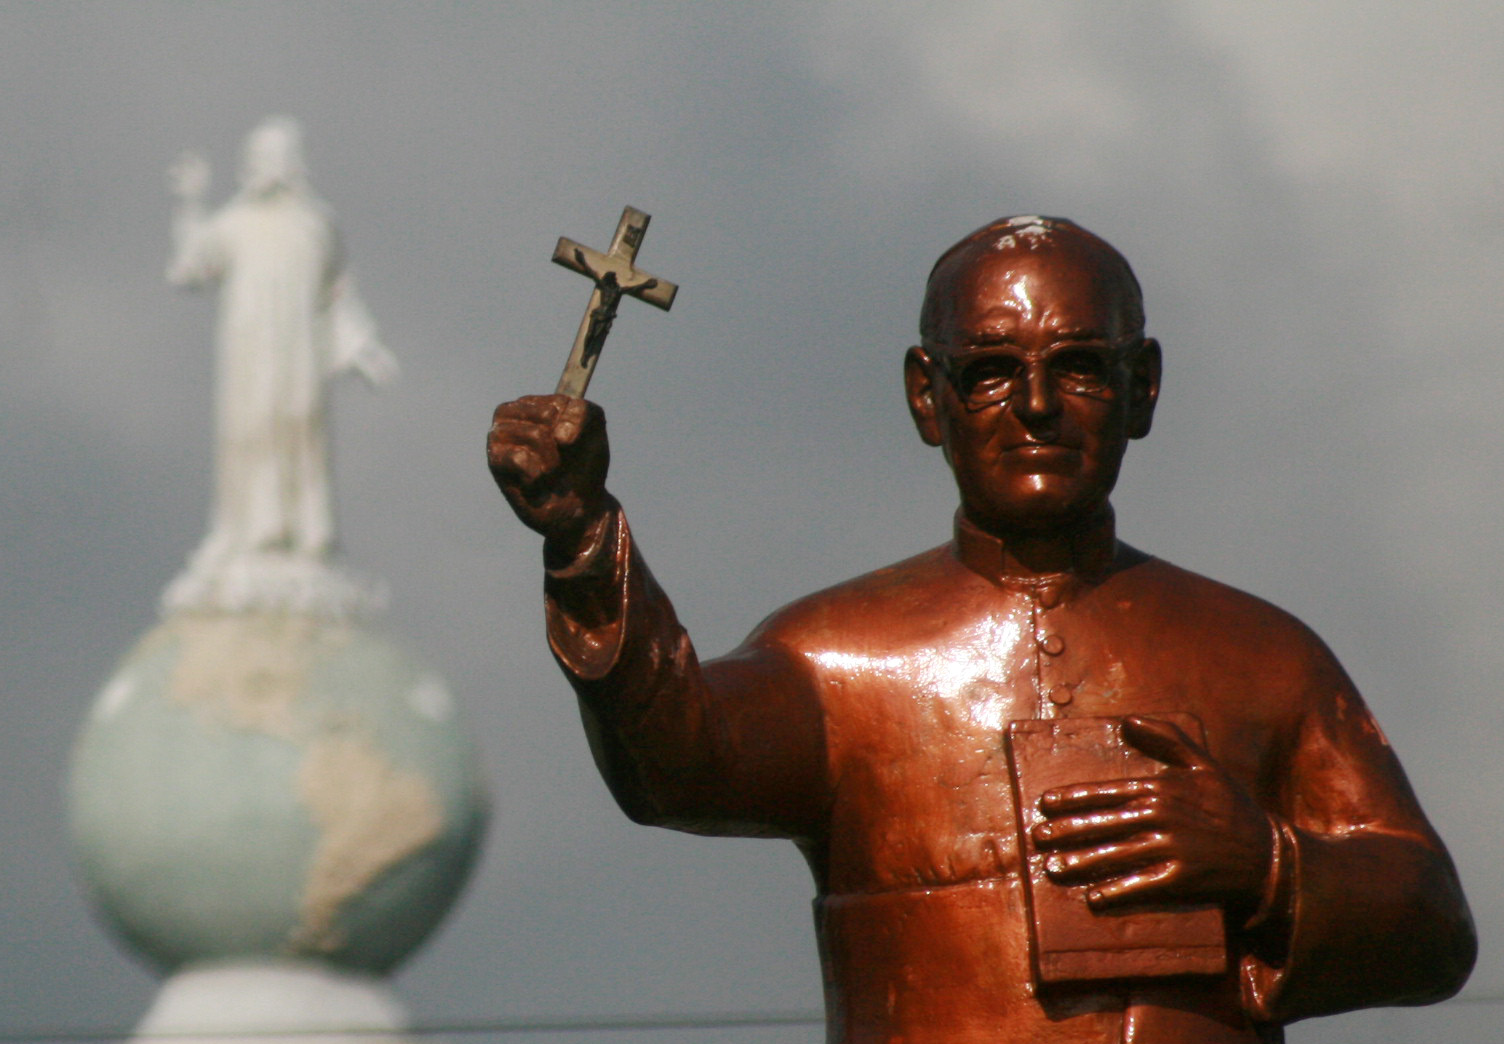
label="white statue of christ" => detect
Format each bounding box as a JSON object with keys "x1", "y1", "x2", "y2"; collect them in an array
[{"x1": 164, "y1": 117, "x2": 397, "y2": 615}]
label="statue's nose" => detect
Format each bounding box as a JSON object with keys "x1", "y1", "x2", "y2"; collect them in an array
[{"x1": 1013, "y1": 360, "x2": 1062, "y2": 424}]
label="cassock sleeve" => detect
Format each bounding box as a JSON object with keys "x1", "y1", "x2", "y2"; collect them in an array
[
  {"x1": 542, "y1": 501, "x2": 828, "y2": 843},
  {"x1": 1238, "y1": 641, "x2": 1475, "y2": 1023}
]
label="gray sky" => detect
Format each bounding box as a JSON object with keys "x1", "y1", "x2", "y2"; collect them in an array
[{"x1": 1, "y1": 3, "x2": 1501, "y2": 1041}]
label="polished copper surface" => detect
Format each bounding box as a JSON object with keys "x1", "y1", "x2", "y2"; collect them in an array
[{"x1": 488, "y1": 215, "x2": 1474, "y2": 1043}]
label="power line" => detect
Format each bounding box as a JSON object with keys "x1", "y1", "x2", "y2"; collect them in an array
[
  {"x1": 0, "y1": 1010, "x2": 825, "y2": 1042},
  {"x1": 6, "y1": 996, "x2": 1502, "y2": 1042}
]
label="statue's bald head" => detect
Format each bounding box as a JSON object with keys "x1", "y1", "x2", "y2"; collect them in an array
[
  {"x1": 919, "y1": 216, "x2": 1144, "y2": 347},
  {"x1": 906, "y1": 216, "x2": 1161, "y2": 535}
]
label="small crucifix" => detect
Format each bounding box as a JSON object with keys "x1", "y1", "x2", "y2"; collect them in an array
[{"x1": 552, "y1": 206, "x2": 679, "y2": 398}]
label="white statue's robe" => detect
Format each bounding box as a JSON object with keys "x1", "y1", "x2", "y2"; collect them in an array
[{"x1": 170, "y1": 188, "x2": 379, "y2": 569}]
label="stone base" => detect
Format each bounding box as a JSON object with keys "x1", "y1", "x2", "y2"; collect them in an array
[
  {"x1": 162, "y1": 550, "x2": 386, "y2": 619},
  {"x1": 134, "y1": 961, "x2": 411, "y2": 1044}
]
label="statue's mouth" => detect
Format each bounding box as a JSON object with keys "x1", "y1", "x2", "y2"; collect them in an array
[{"x1": 1002, "y1": 442, "x2": 1079, "y2": 457}]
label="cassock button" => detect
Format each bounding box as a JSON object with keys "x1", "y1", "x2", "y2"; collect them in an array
[
  {"x1": 1048, "y1": 684, "x2": 1074, "y2": 706},
  {"x1": 1038, "y1": 634, "x2": 1065, "y2": 656},
  {"x1": 1036, "y1": 583, "x2": 1064, "y2": 610}
]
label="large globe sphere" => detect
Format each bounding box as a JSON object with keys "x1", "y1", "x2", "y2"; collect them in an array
[{"x1": 68, "y1": 609, "x2": 488, "y2": 974}]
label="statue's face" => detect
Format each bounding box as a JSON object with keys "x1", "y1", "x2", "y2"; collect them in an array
[
  {"x1": 906, "y1": 243, "x2": 1159, "y2": 535},
  {"x1": 240, "y1": 122, "x2": 302, "y2": 194}
]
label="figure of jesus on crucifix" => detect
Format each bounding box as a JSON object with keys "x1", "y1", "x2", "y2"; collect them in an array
[
  {"x1": 487, "y1": 214, "x2": 1473, "y2": 1043},
  {"x1": 550, "y1": 206, "x2": 676, "y2": 398}
]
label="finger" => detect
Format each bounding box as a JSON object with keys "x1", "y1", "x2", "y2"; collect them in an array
[
  {"x1": 1044, "y1": 834, "x2": 1168, "y2": 884},
  {"x1": 489, "y1": 420, "x2": 563, "y2": 485},
  {"x1": 487, "y1": 421, "x2": 561, "y2": 479},
  {"x1": 554, "y1": 397, "x2": 605, "y2": 448},
  {"x1": 493, "y1": 395, "x2": 564, "y2": 428},
  {"x1": 493, "y1": 444, "x2": 552, "y2": 487},
  {"x1": 489, "y1": 413, "x2": 554, "y2": 443},
  {"x1": 1041, "y1": 778, "x2": 1155, "y2": 815},
  {"x1": 1084, "y1": 862, "x2": 1180, "y2": 910},
  {"x1": 489, "y1": 408, "x2": 563, "y2": 450},
  {"x1": 554, "y1": 397, "x2": 588, "y2": 444},
  {"x1": 1121, "y1": 715, "x2": 1209, "y2": 770},
  {"x1": 1033, "y1": 802, "x2": 1157, "y2": 848}
]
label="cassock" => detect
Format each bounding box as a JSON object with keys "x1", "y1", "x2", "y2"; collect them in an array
[{"x1": 542, "y1": 501, "x2": 1474, "y2": 1044}]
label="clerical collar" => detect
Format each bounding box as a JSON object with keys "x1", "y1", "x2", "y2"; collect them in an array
[{"x1": 953, "y1": 508, "x2": 1118, "y2": 587}]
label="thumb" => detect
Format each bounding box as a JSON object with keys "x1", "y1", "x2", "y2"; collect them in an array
[{"x1": 1121, "y1": 715, "x2": 1210, "y2": 770}]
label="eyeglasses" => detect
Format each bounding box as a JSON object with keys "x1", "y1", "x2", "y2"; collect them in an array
[{"x1": 930, "y1": 342, "x2": 1129, "y2": 408}]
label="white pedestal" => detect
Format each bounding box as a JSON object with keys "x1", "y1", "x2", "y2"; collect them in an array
[{"x1": 134, "y1": 960, "x2": 412, "y2": 1044}]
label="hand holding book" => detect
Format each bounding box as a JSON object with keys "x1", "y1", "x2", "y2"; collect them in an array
[
  {"x1": 1033, "y1": 715, "x2": 1275, "y2": 917},
  {"x1": 1007, "y1": 715, "x2": 1278, "y2": 986}
]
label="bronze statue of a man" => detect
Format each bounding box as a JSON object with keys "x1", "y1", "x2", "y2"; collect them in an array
[{"x1": 487, "y1": 216, "x2": 1474, "y2": 1043}]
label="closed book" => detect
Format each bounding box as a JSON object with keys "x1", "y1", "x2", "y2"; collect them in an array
[{"x1": 1005, "y1": 715, "x2": 1228, "y2": 986}]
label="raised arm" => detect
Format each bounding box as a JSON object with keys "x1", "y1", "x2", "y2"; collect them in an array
[
  {"x1": 165, "y1": 151, "x2": 223, "y2": 288},
  {"x1": 488, "y1": 395, "x2": 827, "y2": 842}
]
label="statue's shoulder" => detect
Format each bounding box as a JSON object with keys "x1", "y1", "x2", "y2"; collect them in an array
[
  {"x1": 747, "y1": 543, "x2": 981, "y2": 649},
  {"x1": 1119, "y1": 549, "x2": 1344, "y2": 674},
  {"x1": 1125, "y1": 550, "x2": 1306, "y2": 620}
]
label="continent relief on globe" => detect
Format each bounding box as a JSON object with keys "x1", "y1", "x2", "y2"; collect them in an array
[{"x1": 70, "y1": 610, "x2": 486, "y2": 973}]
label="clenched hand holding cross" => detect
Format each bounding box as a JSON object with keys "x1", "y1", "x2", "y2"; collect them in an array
[{"x1": 488, "y1": 206, "x2": 677, "y2": 560}]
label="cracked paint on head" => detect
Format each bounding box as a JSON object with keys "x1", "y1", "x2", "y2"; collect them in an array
[{"x1": 991, "y1": 215, "x2": 1052, "y2": 252}]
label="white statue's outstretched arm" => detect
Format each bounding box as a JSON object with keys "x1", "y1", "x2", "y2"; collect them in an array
[
  {"x1": 329, "y1": 273, "x2": 398, "y2": 387},
  {"x1": 166, "y1": 151, "x2": 222, "y2": 288}
]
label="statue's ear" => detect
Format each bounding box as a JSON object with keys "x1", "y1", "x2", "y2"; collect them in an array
[
  {"x1": 905, "y1": 345, "x2": 944, "y2": 446},
  {"x1": 1126, "y1": 337, "x2": 1162, "y2": 440}
]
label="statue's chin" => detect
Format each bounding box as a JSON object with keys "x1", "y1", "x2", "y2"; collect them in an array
[{"x1": 967, "y1": 497, "x2": 1113, "y2": 542}]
